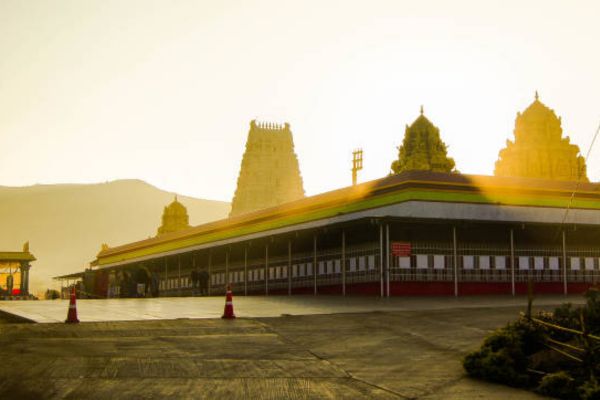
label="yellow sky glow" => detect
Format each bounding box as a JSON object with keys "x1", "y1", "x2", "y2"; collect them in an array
[{"x1": 1, "y1": 0, "x2": 599, "y2": 201}]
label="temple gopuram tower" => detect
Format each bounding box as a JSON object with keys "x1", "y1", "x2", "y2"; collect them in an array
[
  {"x1": 495, "y1": 93, "x2": 587, "y2": 181},
  {"x1": 230, "y1": 120, "x2": 305, "y2": 217},
  {"x1": 157, "y1": 196, "x2": 191, "y2": 236},
  {"x1": 390, "y1": 107, "x2": 456, "y2": 174}
]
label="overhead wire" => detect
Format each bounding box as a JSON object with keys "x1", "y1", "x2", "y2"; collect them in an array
[{"x1": 558, "y1": 120, "x2": 600, "y2": 233}]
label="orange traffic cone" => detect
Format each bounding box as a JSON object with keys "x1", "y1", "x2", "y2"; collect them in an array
[
  {"x1": 65, "y1": 286, "x2": 79, "y2": 324},
  {"x1": 221, "y1": 285, "x2": 236, "y2": 319}
]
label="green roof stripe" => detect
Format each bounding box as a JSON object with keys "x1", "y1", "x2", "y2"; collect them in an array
[{"x1": 96, "y1": 187, "x2": 596, "y2": 266}]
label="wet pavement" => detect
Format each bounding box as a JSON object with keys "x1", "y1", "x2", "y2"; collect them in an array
[{"x1": 0, "y1": 294, "x2": 585, "y2": 323}]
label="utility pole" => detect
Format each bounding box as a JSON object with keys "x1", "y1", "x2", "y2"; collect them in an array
[{"x1": 352, "y1": 149, "x2": 363, "y2": 186}]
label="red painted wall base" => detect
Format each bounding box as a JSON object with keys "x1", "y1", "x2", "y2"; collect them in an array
[{"x1": 242, "y1": 281, "x2": 598, "y2": 296}]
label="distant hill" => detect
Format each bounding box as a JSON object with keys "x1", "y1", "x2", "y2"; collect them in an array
[{"x1": 0, "y1": 180, "x2": 230, "y2": 294}]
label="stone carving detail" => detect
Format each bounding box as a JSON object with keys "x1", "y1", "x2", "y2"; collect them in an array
[
  {"x1": 230, "y1": 120, "x2": 305, "y2": 217},
  {"x1": 391, "y1": 107, "x2": 456, "y2": 174},
  {"x1": 495, "y1": 93, "x2": 587, "y2": 181},
  {"x1": 157, "y1": 196, "x2": 191, "y2": 235}
]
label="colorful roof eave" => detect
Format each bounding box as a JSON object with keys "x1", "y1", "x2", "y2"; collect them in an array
[{"x1": 95, "y1": 182, "x2": 600, "y2": 267}]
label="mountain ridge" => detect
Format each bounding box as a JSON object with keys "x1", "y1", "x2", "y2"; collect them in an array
[{"x1": 0, "y1": 179, "x2": 230, "y2": 294}]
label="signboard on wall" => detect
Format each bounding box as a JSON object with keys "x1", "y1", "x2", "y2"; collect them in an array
[{"x1": 391, "y1": 242, "x2": 412, "y2": 256}]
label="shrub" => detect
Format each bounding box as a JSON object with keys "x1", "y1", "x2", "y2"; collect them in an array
[
  {"x1": 463, "y1": 320, "x2": 544, "y2": 387},
  {"x1": 579, "y1": 378, "x2": 600, "y2": 400},
  {"x1": 536, "y1": 371, "x2": 578, "y2": 399},
  {"x1": 584, "y1": 288, "x2": 600, "y2": 335}
]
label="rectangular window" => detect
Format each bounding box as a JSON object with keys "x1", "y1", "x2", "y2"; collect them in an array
[
  {"x1": 334, "y1": 259, "x2": 341, "y2": 274},
  {"x1": 434, "y1": 255, "x2": 445, "y2": 270},
  {"x1": 259, "y1": 269, "x2": 265, "y2": 280},
  {"x1": 519, "y1": 257, "x2": 530, "y2": 270},
  {"x1": 318, "y1": 261, "x2": 325, "y2": 275},
  {"x1": 585, "y1": 257, "x2": 595, "y2": 271},
  {"x1": 417, "y1": 254, "x2": 428, "y2": 269},
  {"x1": 349, "y1": 258, "x2": 357, "y2": 272},
  {"x1": 282, "y1": 266, "x2": 287, "y2": 279},
  {"x1": 549, "y1": 257, "x2": 559, "y2": 271},
  {"x1": 495, "y1": 256, "x2": 506, "y2": 270},
  {"x1": 292, "y1": 264, "x2": 298, "y2": 277},
  {"x1": 358, "y1": 256, "x2": 366, "y2": 271},
  {"x1": 326, "y1": 260, "x2": 333, "y2": 274},
  {"x1": 399, "y1": 256, "x2": 411, "y2": 269},
  {"x1": 534, "y1": 257, "x2": 544, "y2": 270},
  {"x1": 479, "y1": 256, "x2": 490, "y2": 270},
  {"x1": 306, "y1": 262, "x2": 313, "y2": 276},
  {"x1": 463, "y1": 255, "x2": 474, "y2": 270},
  {"x1": 571, "y1": 257, "x2": 581, "y2": 271},
  {"x1": 368, "y1": 255, "x2": 376, "y2": 270},
  {"x1": 299, "y1": 263, "x2": 306, "y2": 277}
]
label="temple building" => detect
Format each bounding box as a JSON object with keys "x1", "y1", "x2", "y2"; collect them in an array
[
  {"x1": 495, "y1": 92, "x2": 587, "y2": 181},
  {"x1": 1, "y1": 242, "x2": 35, "y2": 298},
  {"x1": 55, "y1": 102, "x2": 600, "y2": 299},
  {"x1": 391, "y1": 107, "x2": 455, "y2": 174},
  {"x1": 157, "y1": 196, "x2": 191, "y2": 236},
  {"x1": 229, "y1": 120, "x2": 304, "y2": 217}
]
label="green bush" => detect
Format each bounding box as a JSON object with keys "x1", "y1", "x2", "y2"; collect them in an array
[
  {"x1": 536, "y1": 371, "x2": 577, "y2": 399},
  {"x1": 579, "y1": 378, "x2": 600, "y2": 400},
  {"x1": 464, "y1": 288, "x2": 600, "y2": 394},
  {"x1": 463, "y1": 320, "x2": 544, "y2": 387},
  {"x1": 464, "y1": 347, "x2": 530, "y2": 387},
  {"x1": 584, "y1": 288, "x2": 600, "y2": 335}
]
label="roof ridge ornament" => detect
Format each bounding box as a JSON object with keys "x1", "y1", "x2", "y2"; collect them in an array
[
  {"x1": 535, "y1": 90, "x2": 539, "y2": 101},
  {"x1": 420, "y1": 105, "x2": 424, "y2": 115}
]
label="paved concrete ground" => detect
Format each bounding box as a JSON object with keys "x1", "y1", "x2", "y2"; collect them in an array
[
  {"x1": 0, "y1": 294, "x2": 586, "y2": 323},
  {"x1": 0, "y1": 299, "x2": 574, "y2": 399}
]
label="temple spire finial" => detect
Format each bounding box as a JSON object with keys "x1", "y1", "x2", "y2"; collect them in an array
[
  {"x1": 535, "y1": 90, "x2": 539, "y2": 101},
  {"x1": 420, "y1": 105, "x2": 424, "y2": 115}
]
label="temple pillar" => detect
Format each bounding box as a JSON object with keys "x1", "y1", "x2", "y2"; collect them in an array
[{"x1": 19, "y1": 262, "x2": 30, "y2": 296}]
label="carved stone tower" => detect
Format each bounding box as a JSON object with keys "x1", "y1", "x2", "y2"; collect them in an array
[
  {"x1": 230, "y1": 120, "x2": 305, "y2": 217},
  {"x1": 390, "y1": 107, "x2": 456, "y2": 175},
  {"x1": 495, "y1": 92, "x2": 587, "y2": 182},
  {"x1": 157, "y1": 196, "x2": 191, "y2": 236}
]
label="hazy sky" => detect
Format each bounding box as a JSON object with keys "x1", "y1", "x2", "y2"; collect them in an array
[{"x1": 1, "y1": 0, "x2": 599, "y2": 202}]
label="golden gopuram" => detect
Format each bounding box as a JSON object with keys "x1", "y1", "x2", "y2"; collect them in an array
[
  {"x1": 0, "y1": 242, "x2": 35, "y2": 298},
  {"x1": 390, "y1": 107, "x2": 456, "y2": 174},
  {"x1": 157, "y1": 196, "x2": 191, "y2": 236},
  {"x1": 230, "y1": 120, "x2": 305, "y2": 217},
  {"x1": 495, "y1": 92, "x2": 587, "y2": 181}
]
